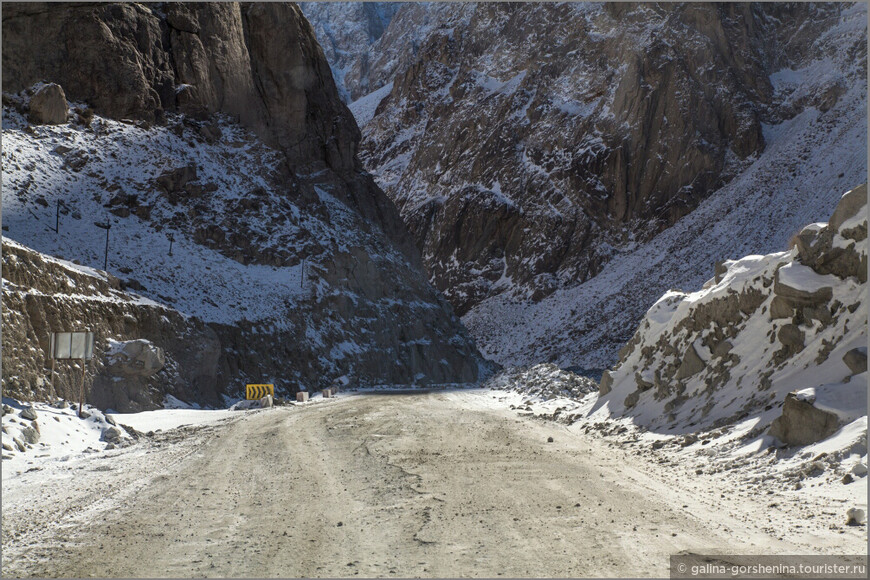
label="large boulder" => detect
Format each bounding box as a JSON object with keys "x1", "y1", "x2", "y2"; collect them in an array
[
  {"x1": 106, "y1": 339, "x2": 165, "y2": 377},
  {"x1": 768, "y1": 392, "x2": 840, "y2": 445},
  {"x1": 829, "y1": 184, "x2": 867, "y2": 232},
  {"x1": 598, "y1": 370, "x2": 613, "y2": 396},
  {"x1": 675, "y1": 344, "x2": 705, "y2": 380},
  {"x1": 28, "y1": 82, "x2": 68, "y2": 124},
  {"x1": 843, "y1": 348, "x2": 867, "y2": 376}
]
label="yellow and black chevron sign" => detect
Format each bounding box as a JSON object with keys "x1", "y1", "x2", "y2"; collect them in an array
[{"x1": 246, "y1": 384, "x2": 274, "y2": 400}]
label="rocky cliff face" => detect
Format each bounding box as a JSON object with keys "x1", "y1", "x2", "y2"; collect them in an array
[
  {"x1": 2, "y1": 238, "x2": 221, "y2": 412},
  {"x1": 1, "y1": 2, "x2": 487, "y2": 408},
  {"x1": 597, "y1": 184, "x2": 866, "y2": 442},
  {"x1": 319, "y1": 1, "x2": 866, "y2": 367},
  {"x1": 299, "y1": 2, "x2": 402, "y2": 102}
]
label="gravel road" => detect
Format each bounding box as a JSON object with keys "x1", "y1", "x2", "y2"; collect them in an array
[{"x1": 1, "y1": 391, "x2": 817, "y2": 577}]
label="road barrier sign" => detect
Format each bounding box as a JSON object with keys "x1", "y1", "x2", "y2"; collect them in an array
[{"x1": 246, "y1": 384, "x2": 274, "y2": 400}]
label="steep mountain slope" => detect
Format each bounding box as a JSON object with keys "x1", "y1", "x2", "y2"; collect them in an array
[
  {"x1": 341, "y1": 2, "x2": 866, "y2": 367},
  {"x1": 299, "y1": 2, "x2": 402, "y2": 102},
  {"x1": 1, "y1": 2, "x2": 485, "y2": 408},
  {"x1": 597, "y1": 184, "x2": 866, "y2": 437}
]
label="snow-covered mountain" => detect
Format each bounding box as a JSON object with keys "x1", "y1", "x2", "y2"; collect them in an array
[
  {"x1": 1, "y1": 2, "x2": 486, "y2": 408},
  {"x1": 299, "y1": 2, "x2": 403, "y2": 102},
  {"x1": 327, "y1": 2, "x2": 867, "y2": 368}
]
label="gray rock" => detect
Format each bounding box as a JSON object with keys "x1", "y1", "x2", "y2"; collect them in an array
[
  {"x1": 842, "y1": 473, "x2": 854, "y2": 484},
  {"x1": 13, "y1": 437, "x2": 26, "y2": 452},
  {"x1": 106, "y1": 339, "x2": 165, "y2": 377},
  {"x1": 29, "y1": 83, "x2": 68, "y2": 124},
  {"x1": 777, "y1": 324, "x2": 805, "y2": 350},
  {"x1": 101, "y1": 426, "x2": 122, "y2": 444},
  {"x1": 20, "y1": 426, "x2": 39, "y2": 445},
  {"x1": 624, "y1": 390, "x2": 640, "y2": 408},
  {"x1": 105, "y1": 414, "x2": 117, "y2": 426},
  {"x1": 829, "y1": 184, "x2": 867, "y2": 232},
  {"x1": 852, "y1": 463, "x2": 868, "y2": 477},
  {"x1": 259, "y1": 394, "x2": 273, "y2": 408},
  {"x1": 768, "y1": 392, "x2": 840, "y2": 445},
  {"x1": 19, "y1": 407, "x2": 38, "y2": 421},
  {"x1": 842, "y1": 348, "x2": 867, "y2": 375},
  {"x1": 598, "y1": 370, "x2": 613, "y2": 396},
  {"x1": 846, "y1": 507, "x2": 866, "y2": 526},
  {"x1": 675, "y1": 344, "x2": 705, "y2": 379},
  {"x1": 773, "y1": 271, "x2": 832, "y2": 307},
  {"x1": 1, "y1": 442, "x2": 12, "y2": 452},
  {"x1": 712, "y1": 340, "x2": 733, "y2": 358}
]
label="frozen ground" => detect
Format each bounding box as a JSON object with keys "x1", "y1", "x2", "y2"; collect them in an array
[{"x1": 3, "y1": 390, "x2": 863, "y2": 578}]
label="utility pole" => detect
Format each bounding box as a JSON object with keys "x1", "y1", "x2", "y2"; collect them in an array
[{"x1": 95, "y1": 222, "x2": 111, "y2": 271}]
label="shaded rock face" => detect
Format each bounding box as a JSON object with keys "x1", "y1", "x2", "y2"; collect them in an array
[
  {"x1": 2, "y1": 2, "x2": 359, "y2": 175},
  {"x1": 299, "y1": 2, "x2": 402, "y2": 102},
  {"x1": 302, "y1": 3, "x2": 864, "y2": 325},
  {"x1": 1, "y1": 240, "x2": 222, "y2": 412},
  {"x1": 768, "y1": 393, "x2": 840, "y2": 446},
  {"x1": 2, "y1": 2, "x2": 487, "y2": 405}
]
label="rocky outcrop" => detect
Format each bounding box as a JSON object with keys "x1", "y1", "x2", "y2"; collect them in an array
[
  {"x1": 342, "y1": 2, "x2": 855, "y2": 316},
  {"x1": 298, "y1": 2, "x2": 866, "y2": 370},
  {"x1": 1, "y1": 239, "x2": 222, "y2": 412},
  {"x1": 595, "y1": 184, "x2": 867, "y2": 439},
  {"x1": 2, "y1": 2, "x2": 489, "y2": 406},
  {"x1": 299, "y1": 2, "x2": 402, "y2": 102}
]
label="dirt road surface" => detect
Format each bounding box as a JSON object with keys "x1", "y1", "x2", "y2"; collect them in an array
[{"x1": 0, "y1": 391, "x2": 830, "y2": 577}]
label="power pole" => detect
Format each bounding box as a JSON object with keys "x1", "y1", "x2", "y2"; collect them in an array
[{"x1": 95, "y1": 222, "x2": 111, "y2": 271}]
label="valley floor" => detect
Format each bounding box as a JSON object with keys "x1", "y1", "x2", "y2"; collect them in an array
[{"x1": 1, "y1": 390, "x2": 865, "y2": 577}]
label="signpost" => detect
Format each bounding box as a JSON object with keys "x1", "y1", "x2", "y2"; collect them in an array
[
  {"x1": 49, "y1": 331, "x2": 96, "y2": 417},
  {"x1": 246, "y1": 384, "x2": 275, "y2": 400}
]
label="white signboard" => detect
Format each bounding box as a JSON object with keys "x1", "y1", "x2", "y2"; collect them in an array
[{"x1": 50, "y1": 332, "x2": 95, "y2": 360}]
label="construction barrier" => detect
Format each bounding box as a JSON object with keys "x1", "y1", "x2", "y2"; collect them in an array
[
  {"x1": 246, "y1": 384, "x2": 274, "y2": 400},
  {"x1": 296, "y1": 391, "x2": 309, "y2": 402}
]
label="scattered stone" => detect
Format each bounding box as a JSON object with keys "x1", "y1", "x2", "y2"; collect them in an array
[
  {"x1": 842, "y1": 348, "x2": 867, "y2": 376},
  {"x1": 105, "y1": 443, "x2": 116, "y2": 450},
  {"x1": 842, "y1": 474, "x2": 854, "y2": 485},
  {"x1": 1, "y1": 442, "x2": 12, "y2": 452},
  {"x1": 105, "y1": 414, "x2": 117, "y2": 426},
  {"x1": 20, "y1": 407, "x2": 38, "y2": 421},
  {"x1": 13, "y1": 437, "x2": 26, "y2": 453},
  {"x1": 259, "y1": 395, "x2": 273, "y2": 408},
  {"x1": 846, "y1": 508, "x2": 866, "y2": 526},
  {"x1": 852, "y1": 463, "x2": 868, "y2": 477},
  {"x1": 547, "y1": 436, "x2": 554, "y2": 443},
  {"x1": 51, "y1": 400, "x2": 67, "y2": 409},
  {"x1": 29, "y1": 83, "x2": 68, "y2": 124},
  {"x1": 777, "y1": 324, "x2": 805, "y2": 350},
  {"x1": 102, "y1": 426, "x2": 123, "y2": 444}
]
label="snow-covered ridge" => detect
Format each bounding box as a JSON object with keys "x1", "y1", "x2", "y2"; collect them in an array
[{"x1": 596, "y1": 184, "x2": 867, "y2": 447}]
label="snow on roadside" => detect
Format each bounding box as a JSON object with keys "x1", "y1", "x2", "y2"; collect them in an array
[{"x1": 2, "y1": 397, "x2": 130, "y2": 479}]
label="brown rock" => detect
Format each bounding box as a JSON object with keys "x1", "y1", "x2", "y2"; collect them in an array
[
  {"x1": 768, "y1": 392, "x2": 839, "y2": 446},
  {"x1": 28, "y1": 83, "x2": 67, "y2": 124}
]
